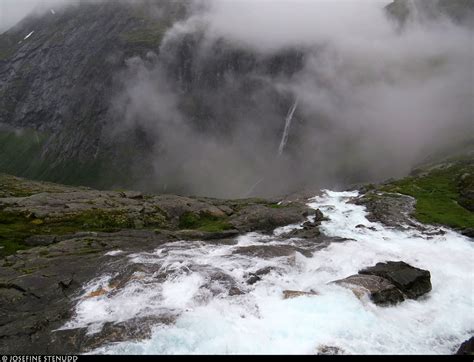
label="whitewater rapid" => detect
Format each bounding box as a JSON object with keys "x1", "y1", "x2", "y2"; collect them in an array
[{"x1": 60, "y1": 191, "x2": 473, "y2": 355}]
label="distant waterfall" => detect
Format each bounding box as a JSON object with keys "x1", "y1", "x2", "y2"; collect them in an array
[
  {"x1": 242, "y1": 178, "x2": 264, "y2": 198},
  {"x1": 278, "y1": 100, "x2": 298, "y2": 156}
]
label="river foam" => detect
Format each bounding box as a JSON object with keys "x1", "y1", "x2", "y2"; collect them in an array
[{"x1": 61, "y1": 191, "x2": 473, "y2": 354}]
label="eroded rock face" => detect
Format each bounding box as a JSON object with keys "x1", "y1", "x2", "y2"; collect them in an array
[
  {"x1": 359, "y1": 261, "x2": 432, "y2": 300},
  {"x1": 333, "y1": 274, "x2": 405, "y2": 306},
  {"x1": 0, "y1": 173, "x2": 316, "y2": 259}
]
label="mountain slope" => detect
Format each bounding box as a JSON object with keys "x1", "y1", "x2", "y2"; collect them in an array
[
  {"x1": 0, "y1": 1, "x2": 189, "y2": 188},
  {"x1": 0, "y1": 0, "x2": 472, "y2": 197}
]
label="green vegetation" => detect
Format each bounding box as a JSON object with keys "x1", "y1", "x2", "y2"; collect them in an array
[
  {"x1": 121, "y1": 24, "x2": 168, "y2": 48},
  {"x1": 381, "y1": 161, "x2": 474, "y2": 230},
  {"x1": 269, "y1": 204, "x2": 288, "y2": 209},
  {"x1": 0, "y1": 130, "x2": 48, "y2": 178},
  {"x1": 0, "y1": 33, "x2": 19, "y2": 61},
  {"x1": 0, "y1": 208, "x2": 166, "y2": 257},
  {"x1": 178, "y1": 212, "x2": 233, "y2": 233},
  {"x1": 0, "y1": 129, "x2": 141, "y2": 192}
]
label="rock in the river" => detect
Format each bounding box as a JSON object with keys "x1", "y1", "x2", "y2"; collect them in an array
[
  {"x1": 282, "y1": 290, "x2": 319, "y2": 299},
  {"x1": 317, "y1": 345, "x2": 346, "y2": 355},
  {"x1": 333, "y1": 274, "x2": 405, "y2": 306},
  {"x1": 233, "y1": 245, "x2": 313, "y2": 259},
  {"x1": 456, "y1": 336, "x2": 474, "y2": 355},
  {"x1": 354, "y1": 192, "x2": 417, "y2": 229},
  {"x1": 460, "y1": 228, "x2": 474, "y2": 239},
  {"x1": 359, "y1": 261, "x2": 432, "y2": 299},
  {"x1": 245, "y1": 267, "x2": 275, "y2": 285}
]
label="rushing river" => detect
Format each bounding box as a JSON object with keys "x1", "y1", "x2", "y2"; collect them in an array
[{"x1": 60, "y1": 191, "x2": 473, "y2": 354}]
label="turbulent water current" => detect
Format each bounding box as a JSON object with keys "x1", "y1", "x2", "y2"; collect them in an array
[{"x1": 60, "y1": 191, "x2": 473, "y2": 354}]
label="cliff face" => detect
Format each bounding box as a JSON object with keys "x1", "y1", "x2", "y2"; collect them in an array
[
  {"x1": 0, "y1": 0, "x2": 472, "y2": 197},
  {"x1": 0, "y1": 0, "x2": 306, "y2": 194},
  {"x1": 0, "y1": 1, "x2": 189, "y2": 188}
]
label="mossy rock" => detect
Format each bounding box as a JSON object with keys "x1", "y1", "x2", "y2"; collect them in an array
[{"x1": 178, "y1": 211, "x2": 233, "y2": 233}]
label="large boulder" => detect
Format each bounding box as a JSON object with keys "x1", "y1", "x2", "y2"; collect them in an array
[
  {"x1": 359, "y1": 261, "x2": 432, "y2": 299},
  {"x1": 333, "y1": 274, "x2": 405, "y2": 306},
  {"x1": 456, "y1": 336, "x2": 473, "y2": 355}
]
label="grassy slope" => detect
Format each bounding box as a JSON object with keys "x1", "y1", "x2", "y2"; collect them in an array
[{"x1": 381, "y1": 159, "x2": 474, "y2": 230}]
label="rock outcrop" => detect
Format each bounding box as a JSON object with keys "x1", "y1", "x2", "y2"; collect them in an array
[
  {"x1": 333, "y1": 261, "x2": 431, "y2": 306},
  {"x1": 359, "y1": 261, "x2": 432, "y2": 300},
  {"x1": 456, "y1": 336, "x2": 474, "y2": 355},
  {"x1": 0, "y1": 173, "x2": 324, "y2": 354},
  {"x1": 0, "y1": 0, "x2": 305, "y2": 195},
  {"x1": 333, "y1": 274, "x2": 405, "y2": 306}
]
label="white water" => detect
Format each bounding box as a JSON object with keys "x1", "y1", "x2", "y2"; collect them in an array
[
  {"x1": 278, "y1": 100, "x2": 298, "y2": 156},
  {"x1": 61, "y1": 191, "x2": 473, "y2": 355}
]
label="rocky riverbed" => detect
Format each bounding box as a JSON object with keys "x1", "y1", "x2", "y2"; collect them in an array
[
  {"x1": 0, "y1": 175, "x2": 472, "y2": 354},
  {"x1": 0, "y1": 173, "x2": 321, "y2": 354}
]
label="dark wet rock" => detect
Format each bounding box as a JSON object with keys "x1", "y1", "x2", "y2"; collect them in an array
[
  {"x1": 52, "y1": 315, "x2": 176, "y2": 353},
  {"x1": 24, "y1": 235, "x2": 58, "y2": 247},
  {"x1": 456, "y1": 336, "x2": 474, "y2": 355},
  {"x1": 106, "y1": 263, "x2": 164, "y2": 293},
  {"x1": 199, "y1": 270, "x2": 244, "y2": 297},
  {"x1": 254, "y1": 266, "x2": 274, "y2": 276},
  {"x1": 229, "y1": 203, "x2": 314, "y2": 233},
  {"x1": 172, "y1": 229, "x2": 240, "y2": 241},
  {"x1": 278, "y1": 210, "x2": 326, "y2": 240},
  {"x1": 282, "y1": 290, "x2": 319, "y2": 299},
  {"x1": 245, "y1": 266, "x2": 275, "y2": 285},
  {"x1": 359, "y1": 261, "x2": 432, "y2": 300},
  {"x1": 354, "y1": 191, "x2": 417, "y2": 229},
  {"x1": 333, "y1": 274, "x2": 405, "y2": 306},
  {"x1": 355, "y1": 224, "x2": 377, "y2": 231},
  {"x1": 281, "y1": 227, "x2": 321, "y2": 240},
  {"x1": 460, "y1": 228, "x2": 474, "y2": 239},
  {"x1": 246, "y1": 274, "x2": 262, "y2": 285},
  {"x1": 317, "y1": 345, "x2": 346, "y2": 355},
  {"x1": 233, "y1": 244, "x2": 313, "y2": 259},
  {"x1": 0, "y1": 229, "x2": 173, "y2": 354}
]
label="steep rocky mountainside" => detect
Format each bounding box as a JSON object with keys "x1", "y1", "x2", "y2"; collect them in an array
[
  {"x1": 0, "y1": 1, "x2": 190, "y2": 188},
  {"x1": 0, "y1": 0, "x2": 472, "y2": 196},
  {"x1": 0, "y1": 0, "x2": 304, "y2": 193}
]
